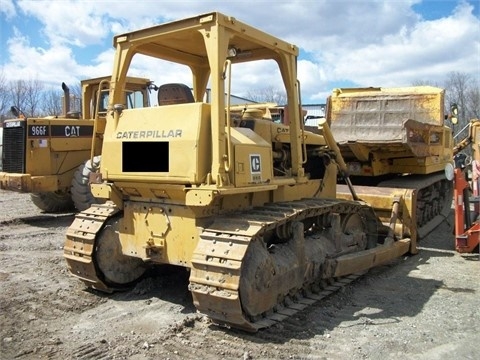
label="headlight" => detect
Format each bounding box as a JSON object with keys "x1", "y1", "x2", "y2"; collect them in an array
[{"x1": 444, "y1": 163, "x2": 454, "y2": 181}]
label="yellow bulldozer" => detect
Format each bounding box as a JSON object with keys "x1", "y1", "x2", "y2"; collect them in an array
[
  {"x1": 0, "y1": 76, "x2": 152, "y2": 212},
  {"x1": 64, "y1": 12, "x2": 417, "y2": 332},
  {"x1": 326, "y1": 86, "x2": 454, "y2": 250}
]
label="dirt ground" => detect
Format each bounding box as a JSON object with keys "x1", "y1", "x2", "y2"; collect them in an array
[{"x1": 0, "y1": 189, "x2": 478, "y2": 360}]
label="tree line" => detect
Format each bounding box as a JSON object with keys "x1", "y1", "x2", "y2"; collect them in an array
[
  {"x1": 0, "y1": 70, "x2": 478, "y2": 138},
  {"x1": 412, "y1": 72, "x2": 479, "y2": 141},
  {"x1": 0, "y1": 71, "x2": 81, "y2": 122}
]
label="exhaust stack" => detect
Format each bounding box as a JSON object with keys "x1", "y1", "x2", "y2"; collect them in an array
[{"x1": 61, "y1": 82, "x2": 70, "y2": 117}]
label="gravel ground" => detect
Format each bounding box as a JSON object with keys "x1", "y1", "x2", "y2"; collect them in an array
[{"x1": 0, "y1": 189, "x2": 479, "y2": 360}]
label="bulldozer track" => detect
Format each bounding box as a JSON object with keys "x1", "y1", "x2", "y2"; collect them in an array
[
  {"x1": 379, "y1": 172, "x2": 453, "y2": 239},
  {"x1": 64, "y1": 202, "x2": 120, "y2": 293},
  {"x1": 64, "y1": 199, "x2": 402, "y2": 332},
  {"x1": 189, "y1": 198, "x2": 379, "y2": 332},
  {"x1": 197, "y1": 269, "x2": 365, "y2": 332}
]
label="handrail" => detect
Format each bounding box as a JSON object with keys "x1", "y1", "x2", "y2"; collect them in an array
[
  {"x1": 297, "y1": 79, "x2": 307, "y2": 164},
  {"x1": 94, "y1": 79, "x2": 110, "y2": 121},
  {"x1": 454, "y1": 122, "x2": 471, "y2": 139},
  {"x1": 90, "y1": 79, "x2": 110, "y2": 161},
  {"x1": 222, "y1": 59, "x2": 233, "y2": 172}
]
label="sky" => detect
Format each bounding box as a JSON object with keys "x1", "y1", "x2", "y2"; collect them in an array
[{"x1": 0, "y1": 0, "x2": 479, "y2": 104}]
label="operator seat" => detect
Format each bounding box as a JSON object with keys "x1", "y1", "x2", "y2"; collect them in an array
[{"x1": 158, "y1": 83, "x2": 194, "y2": 105}]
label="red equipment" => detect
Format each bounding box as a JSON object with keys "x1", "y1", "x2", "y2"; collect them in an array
[{"x1": 453, "y1": 154, "x2": 480, "y2": 253}]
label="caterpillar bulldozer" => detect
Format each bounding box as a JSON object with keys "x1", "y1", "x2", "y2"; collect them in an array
[
  {"x1": 64, "y1": 12, "x2": 414, "y2": 332},
  {"x1": 326, "y1": 87, "x2": 454, "y2": 250},
  {"x1": 0, "y1": 76, "x2": 152, "y2": 212}
]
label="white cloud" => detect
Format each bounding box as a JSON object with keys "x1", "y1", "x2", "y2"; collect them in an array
[
  {"x1": 16, "y1": 0, "x2": 110, "y2": 47},
  {"x1": 297, "y1": 60, "x2": 329, "y2": 103},
  {"x1": 3, "y1": 27, "x2": 78, "y2": 84},
  {"x1": 0, "y1": 0, "x2": 16, "y2": 19},
  {"x1": 324, "y1": 1, "x2": 480, "y2": 88},
  {"x1": 3, "y1": 26, "x2": 114, "y2": 86},
  {"x1": 0, "y1": 0, "x2": 478, "y2": 103}
]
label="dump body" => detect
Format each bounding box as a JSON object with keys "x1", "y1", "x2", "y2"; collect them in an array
[
  {"x1": 328, "y1": 86, "x2": 452, "y2": 176},
  {"x1": 328, "y1": 86, "x2": 454, "y2": 245},
  {"x1": 64, "y1": 12, "x2": 413, "y2": 332}
]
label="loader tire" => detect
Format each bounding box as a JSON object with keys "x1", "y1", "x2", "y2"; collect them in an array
[
  {"x1": 71, "y1": 156, "x2": 104, "y2": 211},
  {"x1": 30, "y1": 191, "x2": 75, "y2": 213}
]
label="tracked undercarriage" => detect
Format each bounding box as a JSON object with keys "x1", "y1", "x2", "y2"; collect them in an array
[
  {"x1": 378, "y1": 173, "x2": 453, "y2": 239},
  {"x1": 338, "y1": 172, "x2": 453, "y2": 250},
  {"x1": 63, "y1": 12, "x2": 431, "y2": 334},
  {"x1": 64, "y1": 199, "x2": 410, "y2": 332}
]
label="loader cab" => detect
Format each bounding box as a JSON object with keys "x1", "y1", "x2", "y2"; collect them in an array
[
  {"x1": 96, "y1": 90, "x2": 109, "y2": 115},
  {"x1": 81, "y1": 76, "x2": 151, "y2": 120},
  {"x1": 95, "y1": 87, "x2": 146, "y2": 115}
]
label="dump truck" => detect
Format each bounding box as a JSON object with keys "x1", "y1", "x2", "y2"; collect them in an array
[
  {"x1": 0, "y1": 76, "x2": 152, "y2": 212},
  {"x1": 326, "y1": 87, "x2": 454, "y2": 249},
  {"x1": 64, "y1": 12, "x2": 414, "y2": 332}
]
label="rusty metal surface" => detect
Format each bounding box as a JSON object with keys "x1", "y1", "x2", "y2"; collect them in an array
[
  {"x1": 189, "y1": 198, "x2": 410, "y2": 332},
  {"x1": 0, "y1": 173, "x2": 33, "y2": 192},
  {"x1": 327, "y1": 239, "x2": 411, "y2": 278},
  {"x1": 329, "y1": 86, "x2": 445, "y2": 144},
  {"x1": 455, "y1": 222, "x2": 480, "y2": 253}
]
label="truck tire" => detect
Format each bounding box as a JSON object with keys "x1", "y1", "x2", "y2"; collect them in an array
[
  {"x1": 30, "y1": 191, "x2": 75, "y2": 213},
  {"x1": 71, "y1": 156, "x2": 104, "y2": 211}
]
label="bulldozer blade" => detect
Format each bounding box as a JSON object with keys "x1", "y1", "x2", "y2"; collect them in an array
[{"x1": 337, "y1": 184, "x2": 418, "y2": 252}]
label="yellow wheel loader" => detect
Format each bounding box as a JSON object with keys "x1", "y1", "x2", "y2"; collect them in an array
[
  {"x1": 64, "y1": 12, "x2": 413, "y2": 332},
  {"x1": 326, "y1": 86, "x2": 454, "y2": 250},
  {"x1": 0, "y1": 76, "x2": 152, "y2": 212}
]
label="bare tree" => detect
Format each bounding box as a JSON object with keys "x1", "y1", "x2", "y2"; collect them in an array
[
  {"x1": 40, "y1": 79, "x2": 80, "y2": 116},
  {"x1": 412, "y1": 72, "x2": 480, "y2": 140},
  {"x1": 23, "y1": 78, "x2": 44, "y2": 117},
  {"x1": 68, "y1": 81, "x2": 82, "y2": 113},
  {"x1": 411, "y1": 79, "x2": 440, "y2": 87},
  {"x1": 466, "y1": 78, "x2": 479, "y2": 119},
  {"x1": 444, "y1": 72, "x2": 469, "y2": 122},
  {"x1": 444, "y1": 71, "x2": 480, "y2": 139},
  {"x1": 9, "y1": 79, "x2": 29, "y2": 116},
  {"x1": 41, "y1": 88, "x2": 64, "y2": 116},
  {"x1": 0, "y1": 70, "x2": 10, "y2": 122},
  {"x1": 8, "y1": 77, "x2": 46, "y2": 118},
  {"x1": 246, "y1": 86, "x2": 287, "y2": 105}
]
